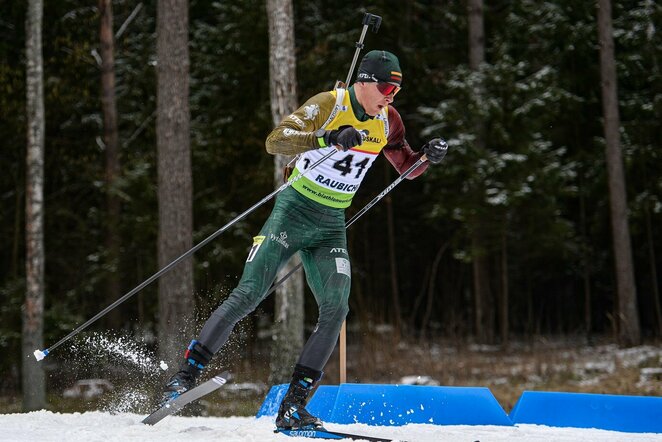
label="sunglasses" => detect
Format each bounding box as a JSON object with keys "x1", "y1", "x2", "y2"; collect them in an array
[{"x1": 376, "y1": 82, "x2": 401, "y2": 96}]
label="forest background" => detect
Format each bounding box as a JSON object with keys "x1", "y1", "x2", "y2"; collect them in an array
[{"x1": 1, "y1": 0, "x2": 661, "y2": 411}]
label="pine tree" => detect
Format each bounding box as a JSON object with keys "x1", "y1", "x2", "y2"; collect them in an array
[{"x1": 156, "y1": 0, "x2": 195, "y2": 363}]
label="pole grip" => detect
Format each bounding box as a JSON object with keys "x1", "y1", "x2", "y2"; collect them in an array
[{"x1": 362, "y1": 13, "x2": 382, "y2": 32}]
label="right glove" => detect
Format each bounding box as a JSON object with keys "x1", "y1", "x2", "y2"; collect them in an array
[
  {"x1": 422, "y1": 138, "x2": 449, "y2": 164},
  {"x1": 317, "y1": 125, "x2": 363, "y2": 151}
]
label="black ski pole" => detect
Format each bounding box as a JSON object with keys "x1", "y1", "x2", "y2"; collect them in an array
[
  {"x1": 34, "y1": 149, "x2": 337, "y2": 361},
  {"x1": 265, "y1": 154, "x2": 431, "y2": 297},
  {"x1": 36, "y1": 12, "x2": 384, "y2": 361}
]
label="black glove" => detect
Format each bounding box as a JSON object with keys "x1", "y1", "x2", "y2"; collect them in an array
[
  {"x1": 422, "y1": 138, "x2": 448, "y2": 164},
  {"x1": 324, "y1": 125, "x2": 363, "y2": 151}
]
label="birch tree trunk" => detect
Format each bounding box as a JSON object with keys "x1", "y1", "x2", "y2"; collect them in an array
[
  {"x1": 266, "y1": 0, "x2": 304, "y2": 384},
  {"x1": 156, "y1": 0, "x2": 195, "y2": 363},
  {"x1": 99, "y1": 0, "x2": 122, "y2": 328},
  {"x1": 596, "y1": 0, "x2": 641, "y2": 346},
  {"x1": 23, "y1": 0, "x2": 46, "y2": 411}
]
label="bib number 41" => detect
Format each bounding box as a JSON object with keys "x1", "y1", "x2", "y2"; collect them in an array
[{"x1": 332, "y1": 154, "x2": 369, "y2": 179}]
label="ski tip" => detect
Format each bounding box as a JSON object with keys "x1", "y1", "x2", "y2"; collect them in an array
[{"x1": 33, "y1": 349, "x2": 48, "y2": 361}]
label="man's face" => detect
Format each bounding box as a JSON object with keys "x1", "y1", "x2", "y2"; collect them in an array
[{"x1": 355, "y1": 82, "x2": 397, "y2": 116}]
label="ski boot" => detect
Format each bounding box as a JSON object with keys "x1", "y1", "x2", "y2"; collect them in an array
[
  {"x1": 275, "y1": 364, "x2": 324, "y2": 430},
  {"x1": 159, "y1": 340, "x2": 213, "y2": 406}
]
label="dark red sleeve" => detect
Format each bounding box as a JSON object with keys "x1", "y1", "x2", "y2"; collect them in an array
[{"x1": 382, "y1": 106, "x2": 429, "y2": 179}]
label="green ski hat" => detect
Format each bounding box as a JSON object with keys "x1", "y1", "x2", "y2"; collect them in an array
[{"x1": 356, "y1": 50, "x2": 402, "y2": 86}]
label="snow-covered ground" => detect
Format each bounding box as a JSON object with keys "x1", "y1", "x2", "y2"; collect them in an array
[
  {"x1": 1, "y1": 411, "x2": 661, "y2": 442},
  {"x1": 6, "y1": 334, "x2": 659, "y2": 441}
]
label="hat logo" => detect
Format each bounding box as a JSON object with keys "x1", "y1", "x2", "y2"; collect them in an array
[{"x1": 357, "y1": 72, "x2": 379, "y2": 82}]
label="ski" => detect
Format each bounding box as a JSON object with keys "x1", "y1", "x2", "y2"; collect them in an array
[
  {"x1": 142, "y1": 372, "x2": 229, "y2": 425},
  {"x1": 275, "y1": 428, "x2": 404, "y2": 441}
]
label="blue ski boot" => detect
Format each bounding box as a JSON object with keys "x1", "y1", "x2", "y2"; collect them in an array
[
  {"x1": 275, "y1": 364, "x2": 324, "y2": 430},
  {"x1": 160, "y1": 340, "x2": 213, "y2": 406}
]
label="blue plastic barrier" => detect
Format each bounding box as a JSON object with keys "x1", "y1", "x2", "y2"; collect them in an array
[
  {"x1": 509, "y1": 391, "x2": 662, "y2": 433},
  {"x1": 328, "y1": 383, "x2": 512, "y2": 426},
  {"x1": 256, "y1": 383, "x2": 513, "y2": 426}
]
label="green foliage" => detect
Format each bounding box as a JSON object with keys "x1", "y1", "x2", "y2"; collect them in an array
[{"x1": 417, "y1": 0, "x2": 660, "y2": 334}]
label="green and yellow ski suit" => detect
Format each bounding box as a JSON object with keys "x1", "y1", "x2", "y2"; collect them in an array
[{"x1": 198, "y1": 86, "x2": 428, "y2": 371}]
